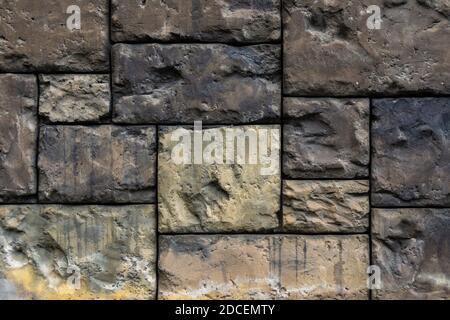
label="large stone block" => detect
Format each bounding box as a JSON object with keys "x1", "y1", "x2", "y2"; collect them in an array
[
  {"x1": 283, "y1": 180, "x2": 369, "y2": 233},
  {"x1": 283, "y1": 98, "x2": 369, "y2": 178},
  {"x1": 112, "y1": 0, "x2": 281, "y2": 43},
  {"x1": 112, "y1": 44, "x2": 281, "y2": 123},
  {"x1": 159, "y1": 125, "x2": 280, "y2": 233},
  {"x1": 0, "y1": 74, "x2": 37, "y2": 202},
  {"x1": 372, "y1": 98, "x2": 450, "y2": 207},
  {"x1": 0, "y1": 205, "x2": 156, "y2": 300},
  {"x1": 283, "y1": 0, "x2": 450, "y2": 95},
  {"x1": 372, "y1": 209, "x2": 450, "y2": 300},
  {"x1": 39, "y1": 75, "x2": 110, "y2": 123},
  {"x1": 159, "y1": 235, "x2": 369, "y2": 299},
  {"x1": 0, "y1": 0, "x2": 109, "y2": 72},
  {"x1": 39, "y1": 126, "x2": 156, "y2": 203}
]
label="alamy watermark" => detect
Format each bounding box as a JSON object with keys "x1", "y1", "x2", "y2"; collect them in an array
[{"x1": 66, "y1": 5, "x2": 81, "y2": 31}]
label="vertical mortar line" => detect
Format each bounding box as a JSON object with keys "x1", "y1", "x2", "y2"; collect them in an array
[
  {"x1": 279, "y1": 0, "x2": 284, "y2": 231},
  {"x1": 36, "y1": 73, "x2": 41, "y2": 204},
  {"x1": 155, "y1": 124, "x2": 160, "y2": 300},
  {"x1": 368, "y1": 97, "x2": 373, "y2": 300}
]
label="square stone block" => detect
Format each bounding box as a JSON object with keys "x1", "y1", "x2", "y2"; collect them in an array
[
  {"x1": 373, "y1": 208, "x2": 450, "y2": 300},
  {"x1": 283, "y1": 0, "x2": 450, "y2": 95},
  {"x1": 158, "y1": 125, "x2": 280, "y2": 233},
  {"x1": 283, "y1": 98, "x2": 369, "y2": 178},
  {"x1": 0, "y1": 205, "x2": 156, "y2": 300},
  {"x1": 112, "y1": 0, "x2": 281, "y2": 43},
  {"x1": 112, "y1": 44, "x2": 281, "y2": 123},
  {"x1": 159, "y1": 235, "x2": 369, "y2": 299},
  {"x1": 283, "y1": 180, "x2": 369, "y2": 233},
  {"x1": 0, "y1": 0, "x2": 109, "y2": 72},
  {"x1": 39, "y1": 126, "x2": 156, "y2": 203},
  {"x1": 0, "y1": 74, "x2": 37, "y2": 202},
  {"x1": 372, "y1": 98, "x2": 450, "y2": 206}
]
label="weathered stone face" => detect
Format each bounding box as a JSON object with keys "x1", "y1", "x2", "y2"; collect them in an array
[
  {"x1": 158, "y1": 125, "x2": 280, "y2": 233},
  {"x1": 159, "y1": 235, "x2": 369, "y2": 299},
  {"x1": 39, "y1": 126, "x2": 156, "y2": 203},
  {"x1": 283, "y1": 0, "x2": 450, "y2": 96},
  {"x1": 0, "y1": 74, "x2": 37, "y2": 203},
  {"x1": 39, "y1": 75, "x2": 110, "y2": 123},
  {"x1": 112, "y1": 0, "x2": 281, "y2": 43},
  {"x1": 0, "y1": 0, "x2": 109, "y2": 72},
  {"x1": 283, "y1": 98, "x2": 369, "y2": 178},
  {"x1": 372, "y1": 209, "x2": 450, "y2": 300},
  {"x1": 0, "y1": 205, "x2": 156, "y2": 300},
  {"x1": 112, "y1": 44, "x2": 281, "y2": 123},
  {"x1": 372, "y1": 98, "x2": 450, "y2": 206},
  {"x1": 283, "y1": 180, "x2": 369, "y2": 233}
]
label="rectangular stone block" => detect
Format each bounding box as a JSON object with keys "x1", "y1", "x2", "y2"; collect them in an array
[
  {"x1": 39, "y1": 126, "x2": 156, "y2": 203},
  {"x1": 159, "y1": 125, "x2": 280, "y2": 233},
  {"x1": 283, "y1": 0, "x2": 450, "y2": 95},
  {"x1": 112, "y1": 0, "x2": 281, "y2": 43},
  {"x1": 0, "y1": 74, "x2": 37, "y2": 202},
  {"x1": 0, "y1": 205, "x2": 156, "y2": 300},
  {"x1": 372, "y1": 98, "x2": 450, "y2": 207},
  {"x1": 112, "y1": 44, "x2": 281, "y2": 123},
  {"x1": 0, "y1": 0, "x2": 109, "y2": 72},
  {"x1": 372, "y1": 209, "x2": 450, "y2": 300},
  {"x1": 39, "y1": 75, "x2": 110, "y2": 123},
  {"x1": 283, "y1": 98, "x2": 369, "y2": 178},
  {"x1": 159, "y1": 235, "x2": 369, "y2": 299},
  {"x1": 283, "y1": 180, "x2": 369, "y2": 233}
]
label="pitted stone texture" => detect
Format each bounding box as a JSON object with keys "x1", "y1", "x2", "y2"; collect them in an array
[
  {"x1": 283, "y1": 180, "x2": 369, "y2": 233},
  {"x1": 372, "y1": 209, "x2": 450, "y2": 300},
  {"x1": 0, "y1": 205, "x2": 156, "y2": 300},
  {"x1": 112, "y1": 44, "x2": 281, "y2": 124},
  {"x1": 39, "y1": 126, "x2": 156, "y2": 203},
  {"x1": 283, "y1": 98, "x2": 369, "y2": 178},
  {"x1": 0, "y1": 74, "x2": 37, "y2": 202},
  {"x1": 0, "y1": 0, "x2": 109, "y2": 72},
  {"x1": 112, "y1": 0, "x2": 281, "y2": 43},
  {"x1": 283, "y1": 0, "x2": 450, "y2": 96},
  {"x1": 39, "y1": 75, "x2": 110, "y2": 123},
  {"x1": 372, "y1": 98, "x2": 450, "y2": 207},
  {"x1": 159, "y1": 126, "x2": 280, "y2": 233},
  {"x1": 159, "y1": 235, "x2": 369, "y2": 299}
]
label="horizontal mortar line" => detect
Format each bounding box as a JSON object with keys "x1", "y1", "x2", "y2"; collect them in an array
[
  {"x1": 158, "y1": 231, "x2": 370, "y2": 236},
  {"x1": 111, "y1": 40, "x2": 282, "y2": 46},
  {"x1": 371, "y1": 206, "x2": 450, "y2": 209},
  {"x1": 0, "y1": 202, "x2": 156, "y2": 206},
  {"x1": 0, "y1": 71, "x2": 110, "y2": 75},
  {"x1": 283, "y1": 94, "x2": 450, "y2": 99},
  {"x1": 282, "y1": 177, "x2": 370, "y2": 181},
  {"x1": 38, "y1": 122, "x2": 284, "y2": 127}
]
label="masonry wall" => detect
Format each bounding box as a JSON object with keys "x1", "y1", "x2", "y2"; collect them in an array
[{"x1": 0, "y1": 0, "x2": 449, "y2": 300}]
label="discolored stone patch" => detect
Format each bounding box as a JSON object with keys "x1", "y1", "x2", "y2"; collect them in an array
[
  {"x1": 0, "y1": 0, "x2": 109, "y2": 72},
  {"x1": 0, "y1": 205, "x2": 156, "y2": 300},
  {"x1": 159, "y1": 235, "x2": 369, "y2": 299},
  {"x1": 283, "y1": 180, "x2": 369, "y2": 233},
  {"x1": 39, "y1": 126, "x2": 156, "y2": 203},
  {"x1": 0, "y1": 74, "x2": 38, "y2": 203},
  {"x1": 283, "y1": 98, "x2": 369, "y2": 178},
  {"x1": 283, "y1": 0, "x2": 450, "y2": 96},
  {"x1": 112, "y1": 0, "x2": 281, "y2": 43},
  {"x1": 372, "y1": 208, "x2": 450, "y2": 300},
  {"x1": 39, "y1": 75, "x2": 110, "y2": 123},
  {"x1": 112, "y1": 44, "x2": 281, "y2": 124},
  {"x1": 158, "y1": 125, "x2": 280, "y2": 233},
  {"x1": 372, "y1": 98, "x2": 450, "y2": 207}
]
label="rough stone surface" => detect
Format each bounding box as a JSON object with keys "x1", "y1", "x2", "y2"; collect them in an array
[
  {"x1": 283, "y1": 0, "x2": 450, "y2": 96},
  {"x1": 159, "y1": 126, "x2": 280, "y2": 233},
  {"x1": 283, "y1": 180, "x2": 369, "y2": 233},
  {"x1": 372, "y1": 98, "x2": 450, "y2": 207},
  {"x1": 112, "y1": 44, "x2": 281, "y2": 123},
  {"x1": 0, "y1": 74, "x2": 37, "y2": 203},
  {"x1": 112, "y1": 0, "x2": 281, "y2": 43},
  {"x1": 283, "y1": 98, "x2": 369, "y2": 178},
  {"x1": 39, "y1": 126, "x2": 156, "y2": 203},
  {"x1": 39, "y1": 75, "x2": 110, "y2": 123},
  {"x1": 0, "y1": 205, "x2": 156, "y2": 300},
  {"x1": 0, "y1": 0, "x2": 109, "y2": 72},
  {"x1": 159, "y1": 235, "x2": 369, "y2": 299},
  {"x1": 372, "y1": 209, "x2": 450, "y2": 300}
]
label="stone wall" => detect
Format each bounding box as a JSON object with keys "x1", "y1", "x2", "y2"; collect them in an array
[{"x1": 0, "y1": 0, "x2": 449, "y2": 300}]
